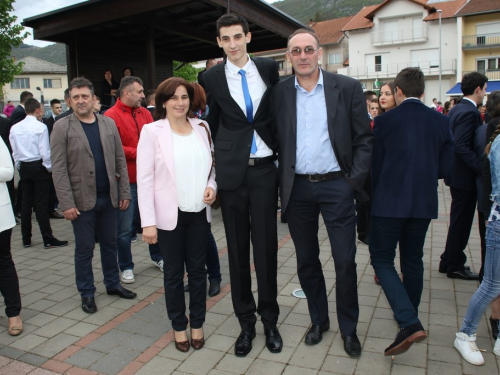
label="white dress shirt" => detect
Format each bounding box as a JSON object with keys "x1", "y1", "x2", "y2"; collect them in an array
[
  {"x1": 225, "y1": 56, "x2": 272, "y2": 158},
  {"x1": 9, "y1": 115, "x2": 52, "y2": 172}
]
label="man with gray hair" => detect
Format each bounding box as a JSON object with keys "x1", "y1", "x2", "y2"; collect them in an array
[
  {"x1": 51, "y1": 77, "x2": 135, "y2": 313},
  {"x1": 105, "y1": 76, "x2": 163, "y2": 284}
]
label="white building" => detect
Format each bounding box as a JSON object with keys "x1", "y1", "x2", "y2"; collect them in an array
[
  {"x1": 338, "y1": 0, "x2": 467, "y2": 106},
  {"x1": 3, "y1": 56, "x2": 67, "y2": 106}
]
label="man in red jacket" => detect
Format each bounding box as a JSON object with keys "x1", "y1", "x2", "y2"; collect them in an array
[{"x1": 105, "y1": 76, "x2": 163, "y2": 283}]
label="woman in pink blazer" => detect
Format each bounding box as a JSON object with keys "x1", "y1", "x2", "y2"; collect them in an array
[{"x1": 137, "y1": 78, "x2": 216, "y2": 353}]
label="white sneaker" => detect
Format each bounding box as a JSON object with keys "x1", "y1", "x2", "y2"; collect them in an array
[
  {"x1": 120, "y1": 269, "x2": 135, "y2": 284},
  {"x1": 454, "y1": 332, "x2": 485, "y2": 365},
  {"x1": 153, "y1": 260, "x2": 164, "y2": 272},
  {"x1": 494, "y1": 336, "x2": 500, "y2": 356}
]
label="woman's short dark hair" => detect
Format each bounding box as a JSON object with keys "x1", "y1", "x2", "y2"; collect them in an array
[
  {"x1": 155, "y1": 77, "x2": 194, "y2": 120},
  {"x1": 487, "y1": 91, "x2": 500, "y2": 119},
  {"x1": 122, "y1": 67, "x2": 134, "y2": 77},
  {"x1": 190, "y1": 82, "x2": 207, "y2": 116}
]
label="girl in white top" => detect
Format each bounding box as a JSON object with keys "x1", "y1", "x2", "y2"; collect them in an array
[{"x1": 0, "y1": 139, "x2": 23, "y2": 336}]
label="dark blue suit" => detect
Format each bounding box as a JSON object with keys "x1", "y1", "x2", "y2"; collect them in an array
[
  {"x1": 370, "y1": 98, "x2": 453, "y2": 328},
  {"x1": 440, "y1": 99, "x2": 482, "y2": 273}
]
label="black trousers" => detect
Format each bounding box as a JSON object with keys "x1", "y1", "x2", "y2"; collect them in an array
[
  {"x1": 158, "y1": 209, "x2": 209, "y2": 331},
  {"x1": 19, "y1": 160, "x2": 53, "y2": 244},
  {"x1": 478, "y1": 210, "x2": 486, "y2": 282},
  {"x1": 219, "y1": 162, "x2": 279, "y2": 331},
  {"x1": 287, "y1": 176, "x2": 359, "y2": 336},
  {"x1": 440, "y1": 187, "x2": 477, "y2": 272},
  {"x1": 355, "y1": 174, "x2": 371, "y2": 241},
  {"x1": 0, "y1": 229, "x2": 22, "y2": 317}
]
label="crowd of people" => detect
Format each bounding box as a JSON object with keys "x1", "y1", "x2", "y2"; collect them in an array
[{"x1": 0, "y1": 12, "x2": 499, "y2": 366}]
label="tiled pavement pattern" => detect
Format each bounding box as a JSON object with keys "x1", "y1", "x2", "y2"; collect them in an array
[{"x1": 0, "y1": 180, "x2": 499, "y2": 375}]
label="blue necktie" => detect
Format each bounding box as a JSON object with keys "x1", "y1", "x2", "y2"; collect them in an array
[{"x1": 239, "y1": 69, "x2": 257, "y2": 155}]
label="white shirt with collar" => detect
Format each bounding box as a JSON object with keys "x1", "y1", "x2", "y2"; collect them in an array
[
  {"x1": 462, "y1": 97, "x2": 478, "y2": 107},
  {"x1": 225, "y1": 56, "x2": 272, "y2": 158},
  {"x1": 9, "y1": 115, "x2": 52, "y2": 172}
]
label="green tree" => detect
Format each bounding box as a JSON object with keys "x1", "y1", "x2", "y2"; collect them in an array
[
  {"x1": 0, "y1": 0, "x2": 29, "y2": 87},
  {"x1": 173, "y1": 61, "x2": 201, "y2": 82}
]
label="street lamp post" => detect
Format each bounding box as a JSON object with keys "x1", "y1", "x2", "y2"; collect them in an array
[{"x1": 438, "y1": 9, "x2": 442, "y2": 101}]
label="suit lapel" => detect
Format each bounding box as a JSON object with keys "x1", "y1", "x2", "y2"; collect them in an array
[
  {"x1": 252, "y1": 58, "x2": 272, "y2": 122},
  {"x1": 322, "y1": 70, "x2": 340, "y2": 138},
  {"x1": 68, "y1": 114, "x2": 93, "y2": 156},
  {"x1": 213, "y1": 62, "x2": 247, "y2": 120},
  {"x1": 284, "y1": 78, "x2": 297, "y2": 137},
  {"x1": 156, "y1": 119, "x2": 175, "y2": 179}
]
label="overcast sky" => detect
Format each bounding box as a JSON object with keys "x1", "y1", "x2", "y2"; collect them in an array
[{"x1": 11, "y1": 0, "x2": 280, "y2": 47}]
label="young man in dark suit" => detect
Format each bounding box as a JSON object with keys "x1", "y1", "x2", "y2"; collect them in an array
[
  {"x1": 272, "y1": 29, "x2": 372, "y2": 357},
  {"x1": 439, "y1": 72, "x2": 488, "y2": 280},
  {"x1": 10, "y1": 91, "x2": 33, "y2": 125},
  {"x1": 370, "y1": 68, "x2": 454, "y2": 356},
  {"x1": 204, "y1": 13, "x2": 282, "y2": 357}
]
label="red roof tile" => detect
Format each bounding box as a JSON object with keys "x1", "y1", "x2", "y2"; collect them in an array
[
  {"x1": 342, "y1": 5, "x2": 379, "y2": 31},
  {"x1": 309, "y1": 16, "x2": 354, "y2": 44},
  {"x1": 456, "y1": 0, "x2": 500, "y2": 16},
  {"x1": 424, "y1": 0, "x2": 468, "y2": 21}
]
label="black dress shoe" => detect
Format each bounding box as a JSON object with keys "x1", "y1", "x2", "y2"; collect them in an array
[
  {"x1": 357, "y1": 236, "x2": 369, "y2": 246},
  {"x1": 491, "y1": 317, "x2": 499, "y2": 340},
  {"x1": 447, "y1": 266, "x2": 479, "y2": 280},
  {"x1": 107, "y1": 285, "x2": 137, "y2": 299},
  {"x1": 305, "y1": 319, "x2": 330, "y2": 345},
  {"x1": 234, "y1": 328, "x2": 256, "y2": 357},
  {"x1": 438, "y1": 263, "x2": 447, "y2": 273},
  {"x1": 264, "y1": 326, "x2": 283, "y2": 353},
  {"x1": 208, "y1": 280, "x2": 221, "y2": 297},
  {"x1": 341, "y1": 334, "x2": 361, "y2": 357},
  {"x1": 82, "y1": 297, "x2": 97, "y2": 314},
  {"x1": 384, "y1": 323, "x2": 427, "y2": 356}
]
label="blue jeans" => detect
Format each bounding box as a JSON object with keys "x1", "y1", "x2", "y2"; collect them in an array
[
  {"x1": 118, "y1": 183, "x2": 162, "y2": 271},
  {"x1": 461, "y1": 220, "x2": 500, "y2": 334},
  {"x1": 72, "y1": 196, "x2": 121, "y2": 297},
  {"x1": 369, "y1": 216, "x2": 431, "y2": 328}
]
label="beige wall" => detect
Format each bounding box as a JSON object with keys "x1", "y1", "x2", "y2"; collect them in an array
[
  {"x1": 3, "y1": 73, "x2": 67, "y2": 106},
  {"x1": 463, "y1": 13, "x2": 500, "y2": 36}
]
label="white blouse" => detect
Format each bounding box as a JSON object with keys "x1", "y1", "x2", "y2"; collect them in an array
[
  {"x1": 172, "y1": 130, "x2": 209, "y2": 213},
  {"x1": 0, "y1": 140, "x2": 15, "y2": 232}
]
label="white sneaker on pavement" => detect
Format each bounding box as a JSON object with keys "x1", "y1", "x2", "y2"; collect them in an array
[
  {"x1": 494, "y1": 336, "x2": 500, "y2": 356},
  {"x1": 153, "y1": 260, "x2": 164, "y2": 272},
  {"x1": 454, "y1": 332, "x2": 484, "y2": 365},
  {"x1": 120, "y1": 269, "x2": 135, "y2": 284}
]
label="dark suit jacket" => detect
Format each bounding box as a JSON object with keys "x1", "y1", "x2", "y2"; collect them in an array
[
  {"x1": 146, "y1": 106, "x2": 155, "y2": 119},
  {"x1": 272, "y1": 69, "x2": 373, "y2": 212},
  {"x1": 0, "y1": 116, "x2": 13, "y2": 153},
  {"x1": 371, "y1": 99, "x2": 454, "y2": 219},
  {"x1": 204, "y1": 57, "x2": 279, "y2": 190},
  {"x1": 55, "y1": 108, "x2": 73, "y2": 121},
  {"x1": 198, "y1": 69, "x2": 207, "y2": 90},
  {"x1": 10, "y1": 105, "x2": 26, "y2": 125},
  {"x1": 444, "y1": 99, "x2": 482, "y2": 190},
  {"x1": 43, "y1": 116, "x2": 56, "y2": 136}
]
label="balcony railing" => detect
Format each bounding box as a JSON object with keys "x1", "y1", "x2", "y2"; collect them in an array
[
  {"x1": 463, "y1": 33, "x2": 500, "y2": 49},
  {"x1": 339, "y1": 59, "x2": 456, "y2": 79},
  {"x1": 371, "y1": 27, "x2": 428, "y2": 45},
  {"x1": 463, "y1": 70, "x2": 500, "y2": 80}
]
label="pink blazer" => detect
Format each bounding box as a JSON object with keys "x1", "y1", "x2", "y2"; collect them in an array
[{"x1": 137, "y1": 117, "x2": 217, "y2": 231}]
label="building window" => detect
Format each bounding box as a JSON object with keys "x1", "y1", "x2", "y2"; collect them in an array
[
  {"x1": 328, "y1": 53, "x2": 341, "y2": 65},
  {"x1": 477, "y1": 57, "x2": 500, "y2": 72},
  {"x1": 375, "y1": 55, "x2": 382, "y2": 72},
  {"x1": 277, "y1": 60, "x2": 285, "y2": 70},
  {"x1": 410, "y1": 48, "x2": 439, "y2": 69},
  {"x1": 11, "y1": 78, "x2": 30, "y2": 89},
  {"x1": 43, "y1": 79, "x2": 62, "y2": 89}
]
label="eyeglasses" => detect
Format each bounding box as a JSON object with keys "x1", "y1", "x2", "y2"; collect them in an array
[{"x1": 288, "y1": 47, "x2": 318, "y2": 56}]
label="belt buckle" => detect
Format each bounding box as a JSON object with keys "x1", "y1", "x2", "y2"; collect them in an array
[{"x1": 248, "y1": 159, "x2": 255, "y2": 166}]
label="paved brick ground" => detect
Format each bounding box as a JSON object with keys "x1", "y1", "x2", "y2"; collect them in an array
[{"x1": 0, "y1": 181, "x2": 498, "y2": 374}]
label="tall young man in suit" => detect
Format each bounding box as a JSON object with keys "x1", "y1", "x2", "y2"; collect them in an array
[
  {"x1": 439, "y1": 72, "x2": 488, "y2": 280},
  {"x1": 204, "y1": 13, "x2": 282, "y2": 357},
  {"x1": 272, "y1": 29, "x2": 372, "y2": 357},
  {"x1": 10, "y1": 91, "x2": 33, "y2": 125},
  {"x1": 370, "y1": 68, "x2": 454, "y2": 356},
  {"x1": 43, "y1": 99, "x2": 63, "y2": 135}
]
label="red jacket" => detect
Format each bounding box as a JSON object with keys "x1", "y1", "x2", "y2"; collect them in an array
[{"x1": 105, "y1": 98, "x2": 153, "y2": 183}]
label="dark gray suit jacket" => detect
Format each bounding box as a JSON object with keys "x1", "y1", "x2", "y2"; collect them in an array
[{"x1": 272, "y1": 69, "x2": 373, "y2": 213}]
